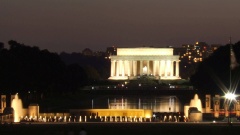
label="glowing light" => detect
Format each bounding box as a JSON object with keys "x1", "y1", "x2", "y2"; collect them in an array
[
  {"x1": 11, "y1": 94, "x2": 23, "y2": 122},
  {"x1": 225, "y1": 92, "x2": 237, "y2": 100},
  {"x1": 117, "y1": 48, "x2": 173, "y2": 56}
]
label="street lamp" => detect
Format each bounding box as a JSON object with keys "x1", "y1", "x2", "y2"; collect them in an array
[
  {"x1": 225, "y1": 92, "x2": 237, "y2": 101},
  {"x1": 224, "y1": 92, "x2": 237, "y2": 125}
]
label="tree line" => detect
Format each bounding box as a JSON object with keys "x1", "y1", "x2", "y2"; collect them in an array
[{"x1": 0, "y1": 40, "x2": 110, "y2": 96}]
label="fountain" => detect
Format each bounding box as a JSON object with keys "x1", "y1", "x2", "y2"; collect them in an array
[
  {"x1": 11, "y1": 94, "x2": 23, "y2": 122},
  {"x1": 190, "y1": 94, "x2": 202, "y2": 112},
  {"x1": 184, "y1": 94, "x2": 203, "y2": 122}
]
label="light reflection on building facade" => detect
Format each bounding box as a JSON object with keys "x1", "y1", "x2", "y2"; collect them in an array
[{"x1": 109, "y1": 47, "x2": 181, "y2": 80}]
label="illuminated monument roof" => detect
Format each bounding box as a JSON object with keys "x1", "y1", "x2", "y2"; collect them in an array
[{"x1": 117, "y1": 47, "x2": 173, "y2": 56}]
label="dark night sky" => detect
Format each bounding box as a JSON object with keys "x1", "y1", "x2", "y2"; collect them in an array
[{"x1": 1, "y1": 0, "x2": 240, "y2": 53}]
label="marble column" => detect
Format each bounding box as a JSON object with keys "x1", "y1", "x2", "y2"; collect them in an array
[
  {"x1": 176, "y1": 61, "x2": 179, "y2": 77},
  {"x1": 171, "y1": 61, "x2": 174, "y2": 76},
  {"x1": 160, "y1": 60, "x2": 164, "y2": 76},
  {"x1": 133, "y1": 60, "x2": 137, "y2": 76},
  {"x1": 131, "y1": 60, "x2": 134, "y2": 76},
  {"x1": 116, "y1": 61, "x2": 119, "y2": 77},
  {"x1": 140, "y1": 61, "x2": 143, "y2": 75},
  {"x1": 119, "y1": 60, "x2": 122, "y2": 76},
  {"x1": 124, "y1": 60, "x2": 128, "y2": 76},
  {"x1": 153, "y1": 61, "x2": 156, "y2": 76},
  {"x1": 121, "y1": 60, "x2": 125, "y2": 76},
  {"x1": 164, "y1": 60, "x2": 167, "y2": 77},
  {"x1": 128, "y1": 61, "x2": 131, "y2": 76},
  {"x1": 159, "y1": 61, "x2": 161, "y2": 76},
  {"x1": 111, "y1": 60, "x2": 115, "y2": 77},
  {"x1": 147, "y1": 60, "x2": 150, "y2": 75}
]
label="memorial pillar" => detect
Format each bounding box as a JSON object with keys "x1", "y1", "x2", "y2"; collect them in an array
[
  {"x1": 124, "y1": 60, "x2": 127, "y2": 76},
  {"x1": 156, "y1": 61, "x2": 160, "y2": 76},
  {"x1": 236, "y1": 99, "x2": 240, "y2": 117},
  {"x1": 160, "y1": 60, "x2": 163, "y2": 76},
  {"x1": 214, "y1": 95, "x2": 220, "y2": 118},
  {"x1": 128, "y1": 61, "x2": 131, "y2": 76},
  {"x1": 116, "y1": 61, "x2": 119, "y2": 77},
  {"x1": 224, "y1": 102, "x2": 229, "y2": 117},
  {"x1": 147, "y1": 60, "x2": 150, "y2": 75},
  {"x1": 133, "y1": 60, "x2": 137, "y2": 76},
  {"x1": 131, "y1": 60, "x2": 134, "y2": 76},
  {"x1": 121, "y1": 60, "x2": 125, "y2": 76},
  {"x1": 111, "y1": 60, "x2": 115, "y2": 77},
  {"x1": 119, "y1": 60, "x2": 122, "y2": 76},
  {"x1": 1, "y1": 95, "x2": 6, "y2": 113},
  {"x1": 205, "y1": 95, "x2": 211, "y2": 113},
  {"x1": 171, "y1": 61, "x2": 174, "y2": 76},
  {"x1": 140, "y1": 60, "x2": 143, "y2": 75},
  {"x1": 176, "y1": 60, "x2": 179, "y2": 77},
  {"x1": 153, "y1": 61, "x2": 156, "y2": 76},
  {"x1": 164, "y1": 60, "x2": 167, "y2": 77}
]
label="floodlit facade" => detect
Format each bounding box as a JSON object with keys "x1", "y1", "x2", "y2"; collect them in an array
[{"x1": 109, "y1": 47, "x2": 181, "y2": 80}]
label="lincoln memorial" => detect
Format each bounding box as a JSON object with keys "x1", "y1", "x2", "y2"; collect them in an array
[{"x1": 108, "y1": 47, "x2": 181, "y2": 80}]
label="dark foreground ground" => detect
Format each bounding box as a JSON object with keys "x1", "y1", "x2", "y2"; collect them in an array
[{"x1": 0, "y1": 122, "x2": 240, "y2": 135}]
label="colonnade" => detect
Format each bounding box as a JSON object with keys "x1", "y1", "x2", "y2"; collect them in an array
[{"x1": 110, "y1": 59, "x2": 180, "y2": 79}]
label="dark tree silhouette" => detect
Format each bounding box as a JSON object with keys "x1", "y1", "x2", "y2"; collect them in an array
[
  {"x1": 0, "y1": 42, "x2": 4, "y2": 50},
  {"x1": 59, "y1": 52, "x2": 110, "y2": 80},
  {"x1": 83, "y1": 65, "x2": 100, "y2": 83},
  {"x1": 65, "y1": 63, "x2": 87, "y2": 91},
  {"x1": 0, "y1": 40, "x2": 102, "y2": 97},
  {"x1": 0, "y1": 40, "x2": 67, "y2": 95}
]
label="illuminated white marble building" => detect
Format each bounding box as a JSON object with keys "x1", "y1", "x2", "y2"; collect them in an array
[{"x1": 109, "y1": 47, "x2": 181, "y2": 80}]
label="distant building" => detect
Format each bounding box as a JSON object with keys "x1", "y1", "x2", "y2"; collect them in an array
[
  {"x1": 82, "y1": 48, "x2": 93, "y2": 56},
  {"x1": 181, "y1": 42, "x2": 209, "y2": 63},
  {"x1": 175, "y1": 42, "x2": 219, "y2": 64},
  {"x1": 174, "y1": 41, "x2": 222, "y2": 79}
]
